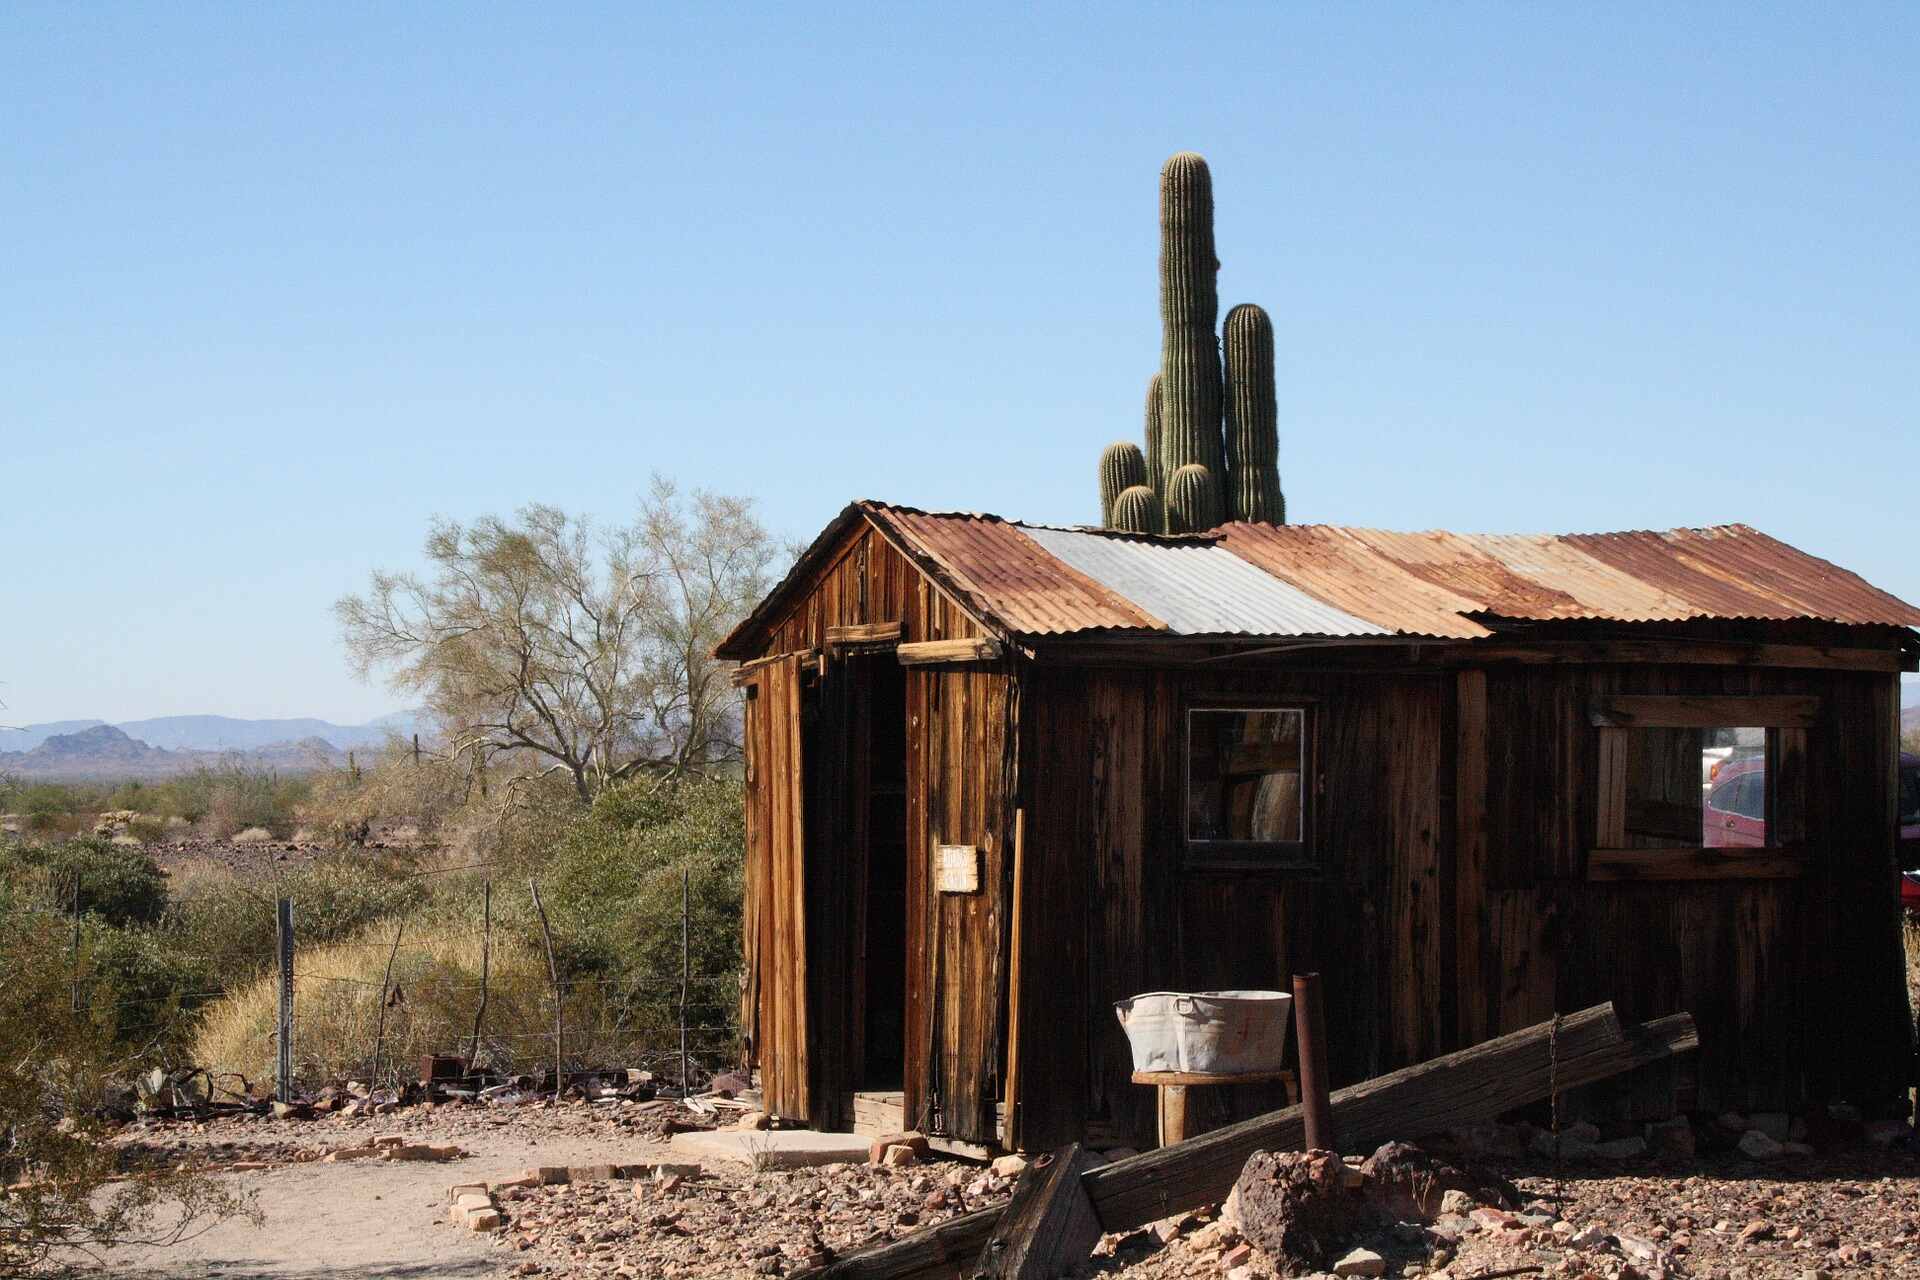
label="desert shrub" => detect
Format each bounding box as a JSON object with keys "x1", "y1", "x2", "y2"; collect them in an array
[
  {"x1": 0, "y1": 911, "x2": 252, "y2": 1267},
  {"x1": 163, "y1": 855, "x2": 431, "y2": 985},
  {"x1": 300, "y1": 739, "x2": 471, "y2": 845},
  {"x1": 73, "y1": 921, "x2": 220, "y2": 1054},
  {"x1": 0, "y1": 835, "x2": 169, "y2": 927},
  {"x1": 195, "y1": 766, "x2": 310, "y2": 838},
  {"x1": 126, "y1": 814, "x2": 169, "y2": 843}
]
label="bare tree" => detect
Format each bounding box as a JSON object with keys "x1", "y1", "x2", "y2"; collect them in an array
[{"x1": 336, "y1": 479, "x2": 777, "y2": 802}]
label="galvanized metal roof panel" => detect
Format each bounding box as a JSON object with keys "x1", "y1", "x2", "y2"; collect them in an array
[{"x1": 1020, "y1": 525, "x2": 1388, "y2": 637}]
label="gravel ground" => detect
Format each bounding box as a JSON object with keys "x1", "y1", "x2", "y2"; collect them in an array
[{"x1": 64, "y1": 1104, "x2": 1920, "y2": 1280}]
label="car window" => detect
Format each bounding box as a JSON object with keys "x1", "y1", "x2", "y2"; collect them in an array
[
  {"x1": 1900, "y1": 766, "x2": 1920, "y2": 825},
  {"x1": 1732, "y1": 772, "x2": 1766, "y2": 821}
]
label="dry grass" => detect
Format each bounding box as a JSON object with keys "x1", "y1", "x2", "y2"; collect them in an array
[
  {"x1": 192, "y1": 923, "x2": 549, "y2": 1085},
  {"x1": 229, "y1": 827, "x2": 275, "y2": 844}
]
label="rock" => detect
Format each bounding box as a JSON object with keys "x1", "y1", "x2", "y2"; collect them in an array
[
  {"x1": 1219, "y1": 1242, "x2": 1254, "y2": 1269},
  {"x1": 1233, "y1": 1150, "x2": 1375, "y2": 1270},
  {"x1": 736, "y1": 1111, "x2": 771, "y2": 1131},
  {"x1": 1864, "y1": 1119, "x2": 1913, "y2": 1147},
  {"x1": 1188, "y1": 1220, "x2": 1240, "y2": 1254},
  {"x1": 1470, "y1": 1208, "x2": 1518, "y2": 1231},
  {"x1": 1646, "y1": 1116, "x2": 1696, "y2": 1158},
  {"x1": 1359, "y1": 1141, "x2": 1496, "y2": 1221},
  {"x1": 867, "y1": 1132, "x2": 931, "y2": 1164},
  {"x1": 1749, "y1": 1111, "x2": 1791, "y2": 1141},
  {"x1": 1782, "y1": 1140, "x2": 1815, "y2": 1156},
  {"x1": 528, "y1": 1166, "x2": 570, "y2": 1184},
  {"x1": 1591, "y1": 1136, "x2": 1647, "y2": 1160},
  {"x1": 467, "y1": 1208, "x2": 504, "y2": 1231},
  {"x1": 1439, "y1": 1189, "x2": 1476, "y2": 1216},
  {"x1": 1331, "y1": 1246, "x2": 1387, "y2": 1277},
  {"x1": 880, "y1": 1144, "x2": 917, "y2": 1168},
  {"x1": 990, "y1": 1154, "x2": 1029, "y2": 1181},
  {"x1": 1739, "y1": 1218, "x2": 1774, "y2": 1243},
  {"x1": 448, "y1": 1182, "x2": 490, "y2": 1204},
  {"x1": 1738, "y1": 1129, "x2": 1784, "y2": 1159}
]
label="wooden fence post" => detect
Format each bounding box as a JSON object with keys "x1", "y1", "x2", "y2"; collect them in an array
[{"x1": 529, "y1": 880, "x2": 563, "y2": 1104}]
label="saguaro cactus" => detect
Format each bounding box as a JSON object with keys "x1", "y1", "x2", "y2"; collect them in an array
[
  {"x1": 1110, "y1": 484, "x2": 1161, "y2": 534},
  {"x1": 1158, "y1": 153, "x2": 1225, "y2": 482},
  {"x1": 1165, "y1": 463, "x2": 1223, "y2": 534},
  {"x1": 1143, "y1": 372, "x2": 1165, "y2": 500},
  {"x1": 1099, "y1": 442, "x2": 1149, "y2": 524},
  {"x1": 1223, "y1": 303, "x2": 1285, "y2": 523}
]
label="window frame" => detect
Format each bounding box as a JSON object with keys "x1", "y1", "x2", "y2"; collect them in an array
[
  {"x1": 1588, "y1": 694, "x2": 1813, "y2": 882},
  {"x1": 1181, "y1": 701, "x2": 1317, "y2": 872}
]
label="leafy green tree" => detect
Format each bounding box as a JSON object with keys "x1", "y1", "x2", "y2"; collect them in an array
[{"x1": 336, "y1": 479, "x2": 776, "y2": 802}]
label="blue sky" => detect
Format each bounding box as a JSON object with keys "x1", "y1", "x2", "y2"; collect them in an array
[{"x1": 3, "y1": 4, "x2": 1916, "y2": 725}]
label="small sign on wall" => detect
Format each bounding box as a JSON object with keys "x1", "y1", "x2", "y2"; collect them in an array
[{"x1": 936, "y1": 844, "x2": 981, "y2": 894}]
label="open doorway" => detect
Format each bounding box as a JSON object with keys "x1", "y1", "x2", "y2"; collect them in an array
[{"x1": 857, "y1": 654, "x2": 908, "y2": 1090}]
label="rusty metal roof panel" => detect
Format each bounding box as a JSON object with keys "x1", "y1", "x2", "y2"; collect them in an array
[
  {"x1": 1213, "y1": 524, "x2": 1492, "y2": 638},
  {"x1": 1020, "y1": 525, "x2": 1389, "y2": 637},
  {"x1": 1553, "y1": 526, "x2": 1920, "y2": 625},
  {"x1": 874, "y1": 505, "x2": 1164, "y2": 635}
]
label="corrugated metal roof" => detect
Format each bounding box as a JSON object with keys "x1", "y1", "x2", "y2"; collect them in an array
[
  {"x1": 858, "y1": 504, "x2": 1920, "y2": 642},
  {"x1": 714, "y1": 501, "x2": 1920, "y2": 657},
  {"x1": 1020, "y1": 525, "x2": 1387, "y2": 636}
]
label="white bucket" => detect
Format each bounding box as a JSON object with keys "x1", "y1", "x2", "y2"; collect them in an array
[{"x1": 1113, "y1": 990, "x2": 1293, "y2": 1075}]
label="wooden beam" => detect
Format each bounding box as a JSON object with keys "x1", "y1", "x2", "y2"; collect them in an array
[
  {"x1": 827, "y1": 621, "x2": 904, "y2": 649},
  {"x1": 974, "y1": 1145, "x2": 1103, "y2": 1280},
  {"x1": 800, "y1": 1004, "x2": 1698, "y2": 1280},
  {"x1": 730, "y1": 649, "x2": 818, "y2": 688},
  {"x1": 1025, "y1": 638, "x2": 1905, "y2": 673},
  {"x1": 897, "y1": 637, "x2": 1004, "y2": 666},
  {"x1": 1587, "y1": 846, "x2": 1808, "y2": 881},
  {"x1": 1589, "y1": 694, "x2": 1820, "y2": 729}
]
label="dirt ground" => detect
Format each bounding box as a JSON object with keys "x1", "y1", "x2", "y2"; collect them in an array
[
  {"x1": 76, "y1": 1102, "x2": 684, "y2": 1280},
  {"x1": 59, "y1": 1105, "x2": 1920, "y2": 1280}
]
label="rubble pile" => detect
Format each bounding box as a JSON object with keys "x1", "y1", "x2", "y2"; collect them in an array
[{"x1": 495, "y1": 1153, "x2": 1003, "y2": 1278}]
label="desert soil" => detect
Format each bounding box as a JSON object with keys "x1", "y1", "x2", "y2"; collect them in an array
[{"x1": 66, "y1": 1104, "x2": 1920, "y2": 1280}]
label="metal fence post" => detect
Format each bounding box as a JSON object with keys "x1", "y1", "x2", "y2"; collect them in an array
[
  {"x1": 467, "y1": 879, "x2": 491, "y2": 1073},
  {"x1": 276, "y1": 898, "x2": 295, "y2": 1102},
  {"x1": 70, "y1": 872, "x2": 83, "y2": 1013},
  {"x1": 680, "y1": 866, "x2": 690, "y2": 1094}
]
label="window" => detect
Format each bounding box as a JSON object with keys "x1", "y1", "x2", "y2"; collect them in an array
[
  {"x1": 1590, "y1": 695, "x2": 1813, "y2": 880},
  {"x1": 1185, "y1": 707, "x2": 1309, "y2": 865}
]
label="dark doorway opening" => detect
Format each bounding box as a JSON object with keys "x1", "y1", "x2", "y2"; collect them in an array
[{"x1": 858, "y1": 655, "x2": 908, "y2": 1090}]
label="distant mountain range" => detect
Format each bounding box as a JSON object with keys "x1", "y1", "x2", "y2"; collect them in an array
[
  {"x1": 0, "y1": 713, "x2": 425, "y2": 780},
  {"x1": 1, "y1": 712, "x2": 422, "y2": 754}
]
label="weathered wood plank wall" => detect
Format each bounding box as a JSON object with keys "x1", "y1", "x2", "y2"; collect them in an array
[
  {"x1": 760, "y1": 520, "x2": 984, "y2": 654},
  {"x1": 1012, "y1": 655, "x2": 1910, "y2": 1147}
]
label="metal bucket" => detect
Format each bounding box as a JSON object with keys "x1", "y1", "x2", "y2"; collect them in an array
[{"x1": 1112, "y1": 990, "x2": 1293, "y2": 1075}]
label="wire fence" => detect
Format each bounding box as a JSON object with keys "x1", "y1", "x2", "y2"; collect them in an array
[{"x1": 38, "y1": 857, "x2": 742, "y2": 1098}]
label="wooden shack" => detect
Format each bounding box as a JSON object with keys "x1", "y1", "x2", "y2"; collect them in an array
[{"x1": 715, "y1": 501, "x2": 1920, "y2": 1152}]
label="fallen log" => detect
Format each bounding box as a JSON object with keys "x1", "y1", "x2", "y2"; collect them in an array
[{"x1": 801, "y1": 1002, "x2": 1695, "y2": 1280}]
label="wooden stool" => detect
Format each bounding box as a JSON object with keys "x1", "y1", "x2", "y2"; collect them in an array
[{"x1": 1132, "y1": 1068, "x2": 1299, "y2": 1146}]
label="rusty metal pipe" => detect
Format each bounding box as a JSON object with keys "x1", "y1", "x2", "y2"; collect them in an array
[{"x1": 1292, "y1": 972, "x2": 1333, "y2": 1152}]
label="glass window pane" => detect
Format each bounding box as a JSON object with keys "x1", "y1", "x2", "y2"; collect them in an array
[
  {"x1": 1627, "y1": 726, "x2": 1766, "y2": 848},
  {"x1": 1187, "y1": 708, "x2": 1304, "y2": 843}
]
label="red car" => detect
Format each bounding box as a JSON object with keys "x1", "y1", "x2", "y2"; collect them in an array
[
  {"x1": 1703, "y1": 754, "x2": 1768, "y2": 847},
  {"x1": 1901, "y1": 752, "x2": 1920, "y2": 912}
]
